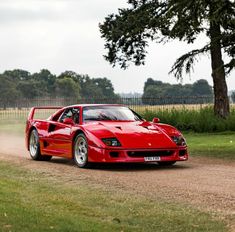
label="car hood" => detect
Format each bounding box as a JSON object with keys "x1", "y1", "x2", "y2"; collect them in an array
[{"x1": 83, "y1": 121, "x2": 177, "y2": 149}]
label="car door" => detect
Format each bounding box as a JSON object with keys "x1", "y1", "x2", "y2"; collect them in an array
[{"x1": 41, "y1": 108, "x2": 77, "y2": 158}]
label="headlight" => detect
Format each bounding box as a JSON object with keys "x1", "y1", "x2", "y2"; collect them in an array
[
  {"x1": 102, "y1": 138, "x2": 121, "y2": 147},
  {"x1": 171, "y1": 135, "x2": 186, "y2": 146}
]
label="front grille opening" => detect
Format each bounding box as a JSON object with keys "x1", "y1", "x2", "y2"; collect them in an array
[
  {"x1": 127, "y1": 150, "x2": 174, "y2": 158},
  {"x1": 179, "y1": 149, "x2": 187, "y2": 156},
  {"x1": 110, "y1": 152, "x2": 119, "y2": 158}
]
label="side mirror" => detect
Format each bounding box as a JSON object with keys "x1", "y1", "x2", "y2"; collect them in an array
[
  {"x1": 152, "y1": 117, "x2": 160, "y2": 123},
  {"x1": 63, "y1": 118, "x2": 74, "y2": 125}
]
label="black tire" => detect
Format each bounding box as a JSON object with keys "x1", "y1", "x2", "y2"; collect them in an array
[
  {"x1": 73, "y1": 133, "x2": 90, "y2": 168},
  {"x1": 41, "y1": 155, "x2": 52, "y2": 161},
  {"x1": 157, "y1": 161, "x2": 176, "y2": 166},
  {"x1": 29, "y1": 129, "x2": 52, "y2": 161}
]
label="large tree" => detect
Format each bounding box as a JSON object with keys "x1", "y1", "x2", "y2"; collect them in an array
[
  {"x1": 32, "y1": 69, "x2": 57, "y2": 93},
  {"x1": 100, "y1": 0, "x2": 235, "y2": 118},
  {"x1": 4, "y1": 69, "x2": 31, "y2": 81}
]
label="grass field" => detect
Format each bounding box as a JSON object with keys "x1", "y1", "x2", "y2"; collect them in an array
[
  {"x1": 185, "y1": 132, "x2": 235, "y2": 160},
  {"x1": 0, "y1": 161, "x2": 229, "y2": 232}
]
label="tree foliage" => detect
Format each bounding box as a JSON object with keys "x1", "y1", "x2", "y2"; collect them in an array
[
  {"x1": 0, "y1": 69, "x2": 119, "y2": 107},
  {"x1": 17, "y1": 80, "x2": 44, "y2": 99},
  {"x1": 142, "y1": 78, "x2": 213, "y2": 104},
  {"x1": 0, "y1": 75, "x2": 21, "y2": 109},
  {"x1": 100, "y1": 0, "x2": 234, "y2": 74},
  {"x1": 55, "y1": 77, "x2": 81, "y2": 99},
  {"x1": 58, "y1": 72, "x2": 120, "y2": 100}
]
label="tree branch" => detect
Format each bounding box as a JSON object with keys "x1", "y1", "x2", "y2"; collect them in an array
[
  {"x1": 224, "y1": 59, "x2": 235, "y2": 74},
  {"x1": 169, "y1": 44, "x2": 210, "y2": 80}
]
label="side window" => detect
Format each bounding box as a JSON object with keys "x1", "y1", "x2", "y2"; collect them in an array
[
  {"x1": 59, "y1": 108, "x2": 80, "y2": 124},
  {"x1": 51, "y1": 110, "x2": 64, "y2": 121},
  {"x1": 59, "y1": 109, "x2": 73, "y2": 122}
]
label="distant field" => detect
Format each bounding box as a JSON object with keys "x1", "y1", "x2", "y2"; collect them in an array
[
  {"x1": 132, "y1": 104, "x2": 235, "y2": 113},
  {"x1": 0, "y1": 108, "x2": 58, "y2": 122},
  {"x1": 131, "y1": 103, "x2": 215, "y2": 113},
  {"x1": 2, "y1": 104, "x2": 235, "y2": 121}
]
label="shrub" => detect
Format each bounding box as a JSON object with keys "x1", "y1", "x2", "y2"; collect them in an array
[{"x1": 140, "y1": 107, "x2": 235, "y2": 132}]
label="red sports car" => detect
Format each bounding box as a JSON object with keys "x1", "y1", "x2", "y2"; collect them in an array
[{"x1": 25, "y1": 104, "x2": 188, "y2": 168}]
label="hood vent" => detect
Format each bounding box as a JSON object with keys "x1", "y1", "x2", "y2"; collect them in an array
[
  {"x1": 142, "y1": 126, "x2": 149, "y2": 130},
  {"x1": 115, "y1": 126, "x2": 122, "y2": 130}
]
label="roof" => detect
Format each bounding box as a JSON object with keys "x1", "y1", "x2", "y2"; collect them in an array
[{"x1": 65, "y1": 104, "x2": 124, "y2": 108}]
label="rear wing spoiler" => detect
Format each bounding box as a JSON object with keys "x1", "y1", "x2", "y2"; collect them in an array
[{"x1": 27, "y1": 106, "x2": 63, "y2": 120}]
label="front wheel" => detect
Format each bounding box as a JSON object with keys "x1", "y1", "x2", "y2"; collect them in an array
[
  {"x1": 29, "y1": 129, "x2": 52, "y2": 161},
  {"x1": 74, "y1": 133, "x2": 90, "y2": 168},
  {"x1": 157, "y1": 161, "x2": 176, "y2": 166}
]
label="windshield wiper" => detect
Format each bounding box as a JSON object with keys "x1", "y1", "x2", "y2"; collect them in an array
[
  {"x1": 85, "y1": 116, "x2": 119, "y2": 121},
  {"x1": 84, "y1": 118, "x2": 101, "y2": 121}
]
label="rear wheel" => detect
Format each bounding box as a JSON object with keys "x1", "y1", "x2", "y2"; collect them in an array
[
  {"x1": 74, "y1": 133, "x2": 90, "y2": 168},
  {"x1": 157, "y1": 161, "x2": 176, "y2": 166},
  {"x1": 29, "y1": 129, "x2": 52, "y2": 161}
]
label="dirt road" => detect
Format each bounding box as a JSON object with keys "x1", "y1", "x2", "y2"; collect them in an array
[{"x1": 0, "y1": 133, "x2": 234, "y2": 218}]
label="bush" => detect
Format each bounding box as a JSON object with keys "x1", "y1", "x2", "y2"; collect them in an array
[{"x1": 140, "y1": 107, "x2": 235, "y2": 133}]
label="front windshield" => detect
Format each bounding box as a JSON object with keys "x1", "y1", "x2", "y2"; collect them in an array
[{"x1": 83, "y1": 106, "x2": 142, "y2": 122}]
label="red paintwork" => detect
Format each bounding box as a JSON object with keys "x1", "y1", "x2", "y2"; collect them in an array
[{"x1": 25, "y1": 104, "x2": 188, "y2": 163}]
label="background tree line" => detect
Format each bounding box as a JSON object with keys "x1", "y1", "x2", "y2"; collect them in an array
[
  {"x1": 142, "y1": 78, "x2": 213, "y2": 105},
  {"x1": 0, "y1": 69, "x2": 234, "y2": 108},
  {"x1": 0, "y1": 69, "x2": 119, "y2": 108}
]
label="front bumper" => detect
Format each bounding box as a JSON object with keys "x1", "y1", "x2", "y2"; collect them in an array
[{"x1": 88, "y1": 146, "x2": 188, "y2": 163}]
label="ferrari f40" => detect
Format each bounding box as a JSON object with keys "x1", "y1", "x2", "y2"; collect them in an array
[{"x1": 25, "y1": 105, "x2": 188, "y2": 168}]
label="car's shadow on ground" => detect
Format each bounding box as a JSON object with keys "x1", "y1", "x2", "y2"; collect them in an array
[
  {"x1": 48, "y1": 157, "x2": 190, "y2": 172},
  {"x1": 90, "y1": 162, "x2": 190, "y2": 172},
  {"x1": 49, "y1": 157, "x2": 74, "y2": 166}
]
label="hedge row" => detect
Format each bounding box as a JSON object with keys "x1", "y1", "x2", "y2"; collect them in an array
[{"x1": 140, "y1": 107, "x2": 235, "y2": 133}]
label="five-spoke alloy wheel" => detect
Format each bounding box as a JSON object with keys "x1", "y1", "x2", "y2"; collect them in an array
[
  {"x1": 29, "y1": 129, "x2": 52, "y2": 161},
  {"x1": 74, "y1": 133, "x2": 90, "y2": 168}
]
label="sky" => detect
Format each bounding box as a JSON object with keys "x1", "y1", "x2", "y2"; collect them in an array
[{"x1": 0, "y1": 0, "x2": 234, "y2": 94}]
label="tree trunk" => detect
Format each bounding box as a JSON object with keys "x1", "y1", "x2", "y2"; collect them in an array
[{"x1": 209, "y1": 7, "x2": 230, "y2": 118}]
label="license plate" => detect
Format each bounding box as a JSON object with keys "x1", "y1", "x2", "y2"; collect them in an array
[{"x1": 144, "y1": 156, "x2": 161, "y2": 162}]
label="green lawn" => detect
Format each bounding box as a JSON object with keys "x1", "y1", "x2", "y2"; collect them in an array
[
  {"x1": 0, "y1": 122, "x2": 25, "y2": 135},
  {"x1": 185, "y1": 132, "x2": 235, "y2": 160},
  {"x1": 0, "y1": 161, "x2": 228, "y2": 232}
]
